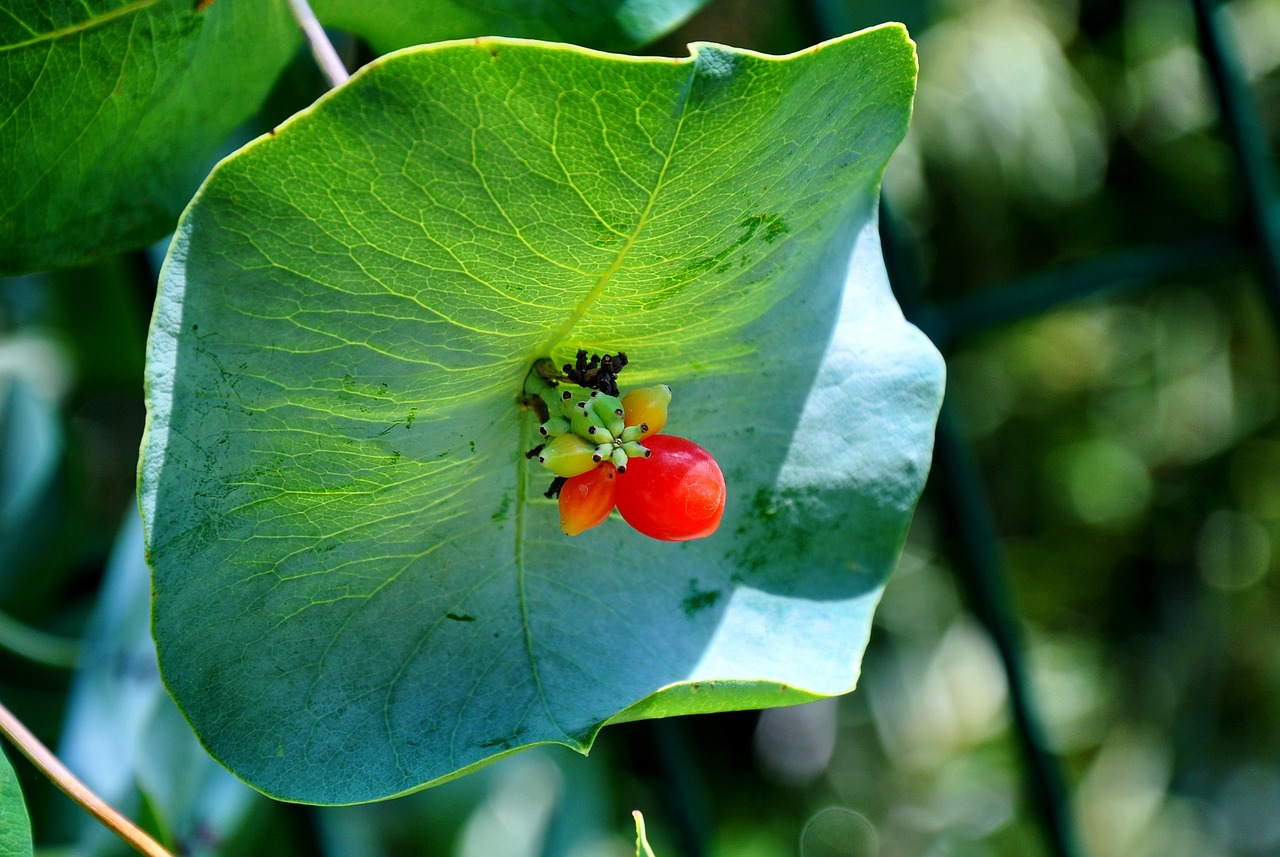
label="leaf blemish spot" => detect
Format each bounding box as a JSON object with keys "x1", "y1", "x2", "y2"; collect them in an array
[
  {"x1": 682, "y1": 580, "x2": 722, "y2": 616},
  {"x1": 445, "y1": 612, "x2": 475, "y2": 622}
]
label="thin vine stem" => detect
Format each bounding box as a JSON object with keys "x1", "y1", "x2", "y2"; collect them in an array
[
  {"x1": 0, "y1": 699, "x2": 173, "y2": 857},
  {"x1": 285, "y1": 0, "x2": 350, "y2": 89},
  {"x1": 0, "y1": 612, "x2": 80, "y2": 669}
]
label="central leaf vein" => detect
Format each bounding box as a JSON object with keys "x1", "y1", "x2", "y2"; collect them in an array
[
  {"x1": 0, "y1": 0, "x2": 163, "y2": 53},
  {"x1": 515, "y1": 65, "x2": 699, "y2": 734},
  {"x1": 536, "y1": 66, "x2": 698, "y2": 356}
]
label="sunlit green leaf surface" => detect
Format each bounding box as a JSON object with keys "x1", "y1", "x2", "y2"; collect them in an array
[
  {"x1": 141, "y1": 27, "x2": 943, "y2": 803},
  {"x1": 0, "y1": 0, "x2": 299, "y2": 274}
]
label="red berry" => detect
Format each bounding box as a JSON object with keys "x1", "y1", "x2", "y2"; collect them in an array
[
  {"x1": 559, "y1": 464, "x2": 617, "y2": 536},
  {"x1": 614, "y1": 435, "x2": 725, "y2": 541}
]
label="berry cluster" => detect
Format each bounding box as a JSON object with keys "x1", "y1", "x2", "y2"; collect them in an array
[{"x1": 522, "y1": 353, "x2": 726, "y2": 541}]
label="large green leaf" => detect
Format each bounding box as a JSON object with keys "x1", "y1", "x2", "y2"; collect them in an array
[
  {"x1": 0, "y1": 0, "x2": 299, "y2": 274},
  {"x1": 141, "y1": 27, "x2": 943, "y2": 803},
  {"x1": 314, "y1": 0, "x2": 712, "y2": 54},
  {"x1": 0, "y1": 745, "x2": 32, "y2": 857}
]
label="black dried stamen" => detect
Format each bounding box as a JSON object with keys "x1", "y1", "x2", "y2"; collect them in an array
[
  {"x1": 543, "y1": 476, "x2": 568, "y2": 499},
  {"x1": 563, "y1": 349, "x2": 629, "y2": 396}
]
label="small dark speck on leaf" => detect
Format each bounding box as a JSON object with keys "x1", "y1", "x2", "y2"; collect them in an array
[
  {"x1": 446, "y1": 612, "x2": 475, "y2": 622},
  {"x1": 469, "y1": 440, "x2": 476, "y2": 454},
  {"x1": 682, "y1": 580, "x2": 722, "y2": 616},
  {"x1": 190, "y1": 324, "x2": 198, "y2": 331},
  {"x1": 763, "y1": 215, "x2": 789, "y2": 243}
]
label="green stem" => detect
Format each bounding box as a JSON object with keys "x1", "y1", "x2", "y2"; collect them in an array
[
  {"x1": 1192, "y1": 0, "x2": 1280, "y2": 324},
  {"x1": 0, "y1": 612, "x2": 80, "y2": 669}
]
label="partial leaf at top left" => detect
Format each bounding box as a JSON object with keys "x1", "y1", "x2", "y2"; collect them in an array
[{"x1": 0, "y1": 1, "x2": 300, "y2": 275}]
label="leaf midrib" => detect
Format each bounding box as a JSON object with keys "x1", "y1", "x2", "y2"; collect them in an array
[
  {"x1": 0, "y1": 0, "x2": 163, "y2": 53},
  {"x1": 515, "y1": 62, "x2": 699, "y2": 738},
  {"x1": 535, "y1": 65, "x2": 697, "y2": 357}
]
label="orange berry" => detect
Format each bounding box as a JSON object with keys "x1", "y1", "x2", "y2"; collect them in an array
[
  {"x1": 621, "y1": 385, "x2": 672, "y2": 437},
  {"x1": 559, "y1": 464, "x2": 618, "y2": 536}
]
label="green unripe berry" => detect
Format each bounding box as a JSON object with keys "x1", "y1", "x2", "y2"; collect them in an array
[
  {"x1": 621, "y1": 441, "x2": 651, "y2": 459},
  {"x1": 570, "y1": 400, "x2": 605, "y2": 437},
  {"x1": 585, "y1": 423, "x2": 615, "y2": 444},
  {"x1": 589, "y1": 391, "x2": 627, "y2": 437},
  {"x1": 558, "y1": 390, "x2": 582, "y2": 420},
  {"x1": 539, "y1": 417, "x2": 571, "y2": 437},
  {"x1": 620, "y1": 424, "x2": 647, "y2": 443},
  {"x1": 537, "y1": 433, "x2": 598, "y2": 478}
]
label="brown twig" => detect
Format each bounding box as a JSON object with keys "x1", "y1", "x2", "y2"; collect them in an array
[{"x1": 0, "y1": 699, "x2": 173, "y2": 857}]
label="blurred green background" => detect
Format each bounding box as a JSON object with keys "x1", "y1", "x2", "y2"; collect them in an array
[{"x1": 3, "y1": 0, "x2": 1280, "y2": 854}]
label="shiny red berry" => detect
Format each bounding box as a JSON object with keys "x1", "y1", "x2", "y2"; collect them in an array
[
  {"x1": 614, "y1": 435, "x2": 725, "y2": 542},
  {"x1": 559, "y1": 464, "x2": 618, "y2": 536}
]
